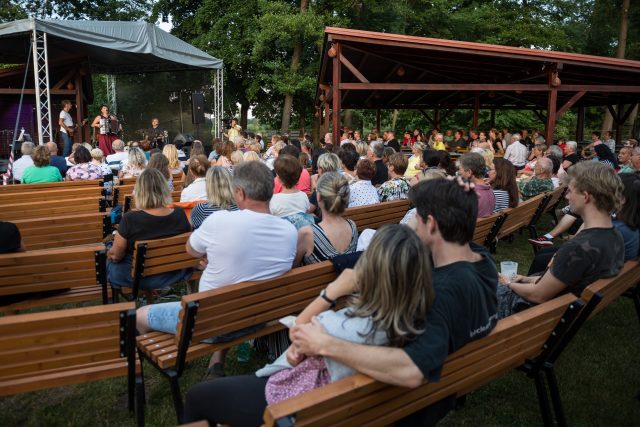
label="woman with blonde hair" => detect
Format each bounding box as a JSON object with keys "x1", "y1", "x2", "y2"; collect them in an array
[
  {"x1": 230, "y1": 150, "x2": 244, "y2": 167},
  {"x1": 119, "y1": 147, "x2": 146, "y2": 179},
  {"x1": 180, "y1": 155, "x2": 210, "y2": 202},
  {"x1": 404, "y1": 141, "x2": 426, "y2": 179},
  {"x1": 107, "y1": 168, "x2": 191, "y2": 290},
  {"x1": 183, "y1": 224, "x2": 434, "y2": 424},
  {"x1": 163, "y1": 144, "x2": 184, "y2": 176},
  {"x1": 243, "y1": 150, "x2": 261, "y2": 162},
  {"x1": 301, "y1": 171, "x2": 358, "y2": 265},
  {"x1": 190, "y1": 166, "x2": 238, "y2": 229}
]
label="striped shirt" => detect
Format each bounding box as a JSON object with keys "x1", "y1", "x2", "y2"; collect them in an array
[
  {"x1": 302, "y1": 220, "x2": 358, "y2": 265},
  {"x1": 493, "y1": 189, "x2": 510, "y2": 212},
  {"x1": 190, "y1": 202, "x2": 239, "y2": 229}
]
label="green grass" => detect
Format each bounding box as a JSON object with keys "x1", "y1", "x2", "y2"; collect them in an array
[{"x1": 1, "y1": 214, "x2": 638, "y2": 426}]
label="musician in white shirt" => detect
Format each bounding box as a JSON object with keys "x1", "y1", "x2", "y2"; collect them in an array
[
  {"x1": 504, "y1": 133, "x2": 529, "y2": 170},
  {"x1": 59, "y1": 100, "x2": 74, "y2": 156}
]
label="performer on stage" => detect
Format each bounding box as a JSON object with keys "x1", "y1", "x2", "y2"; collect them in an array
[
  {"x1": 223, "y1": 118, "x2": 241, "y2": 142},
  {"x1": 59, "y1": 100, "x2": 75, "y2": 156},
  {"x1": 147, "y1": 117, "x2": 166, "y2": 149},
  {"x1": 91, "y1": 104, "x2": 120, "y2": 156}
]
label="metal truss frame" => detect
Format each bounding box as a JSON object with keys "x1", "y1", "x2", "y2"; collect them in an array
[
  {"x1": 32, "y1": 30, "x2": 53, "y2": 144},
  {"x1": 106, "y1": 74, "x2": 117, "y2": 113},
  {"x1": 212, "y1": 68, "x2": 224, "y2": 139}
]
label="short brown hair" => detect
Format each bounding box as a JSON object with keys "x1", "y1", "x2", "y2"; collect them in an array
[
  {"x1": 356, "y1": 159, "x2": 376, "y2": 181},
  {"x1": 388, "y1": 153, "x2": 408, "y2": 175},
  {"x1": 32, "y1": 145, "x2": 51, "y2": 167},
  {"x1": 275, "y1": 154, "x2": 302, "y2": 188},
  {"x1": 569, "y1": 161, "x2": 623, "y2": 213}
]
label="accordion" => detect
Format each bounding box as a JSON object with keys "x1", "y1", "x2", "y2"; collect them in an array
[{"x1": 99, "y1": 116, "x2": 119, "y2": 135}]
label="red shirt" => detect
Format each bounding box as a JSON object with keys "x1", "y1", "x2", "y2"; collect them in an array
[{"x1": 274, "y1": 167, "x2": 311, "y2": 194}]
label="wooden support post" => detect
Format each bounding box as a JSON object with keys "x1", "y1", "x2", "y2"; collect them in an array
[
  {"x1": 74, "y1": 72, "x2": 84, "y2": 144},
  {"x1": 332, "y1": 43, "x2": 342, "y2": 145},
  {"x1": 615, "y1": 103, "x2": 624, "y2": 146},
  {"x1": 472, "y1": 93, "x2": 480, "y2": 129},
  {"x1": 323, "y1": 102, "x2": 330, "y2": 136},
  {"x1": 546, "y1": 89, "x2": 558, "y2": 145},
  {"x1": 375, "y1": 109, "x2": 381, "y2": 132},
  {"x1": 490, "y1": 109, "x2": 496, "y2": 128},
  {"x1": 576, "y1": 106, "x2": 585, "y2": 142}
]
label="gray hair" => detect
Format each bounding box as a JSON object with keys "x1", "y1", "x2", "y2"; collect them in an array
[
  {"x1": 511, "y1": 133, "x2": 521, "y2": 142},
  {"x1": 317, "y1": 153, "x2": 341, "y2": 172},
  {"x1": 537, "y1": 157, "x2": 553, "y2": 174},
  {"x1": 232, "y1": 161, "x2": 273, "y2": 202},
  {"x1": 633, "y1": 147, "x2": 640, "y2": 156},
  {"x1": 20, "y1": 141, "x2": 35, "y2": 155},
  {"x1": 547, "y1": 145, "x2": 563, "y2": 158},
  {"x1": 127, "y1": 147, "x2": 147, "y2": 168},
  {"x1": 535, "y1": 136, "x2": 546, "y2": 144},
  {"x1": 566, "y1": 140, "x2": 578, "y2": 152},
  {"x1": 112, "y1": 139, "x2": 125, "y2": 151},
  {"x1": 233, "y1": 135, "x2": 245, "y2": 148},
  {"x1": 370, "y1": 140, "x2": 384, "y2": 158},
  {"x1": 435, "y1": 133, "x2": 443, "y2": 141}
]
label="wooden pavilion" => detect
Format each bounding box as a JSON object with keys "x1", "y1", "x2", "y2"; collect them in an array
[{"x1": 316, "y1": 27, "x2": 640, "y2": 145}]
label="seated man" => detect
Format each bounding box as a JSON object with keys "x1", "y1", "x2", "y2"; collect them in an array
[
  {"x1": 183, "y1": 178, "x2": 499, "y2": 426},
  {"x1": 136, "y1": 161, "x2": 299, "y2": 376},
  {"x1": 519, "y1": 156, "x2": 554, "y2": 200},
  {"x1": 498, "y1": 161, "x2": 624, "y2": 318},
  {"x1": 105, "y1": 139, "x2": 127, "y2": 171}
]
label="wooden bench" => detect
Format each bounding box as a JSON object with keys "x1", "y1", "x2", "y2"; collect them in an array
[
  {"x1": 344, "y1": 199, "x2": 410, "y2": 232},
  {"x1": 0, "y1": 185, "x2": 106, "y2": 205},
  {"x1": 496, "y1": 192, "x2": 550, "y2": 242},
  {"x1": 111, "y1": 232, "x2": 201, "y2": 301},
  {"x1": 0, "y1": 302, "x2": 143, "y2": 426},
  {"x1": 0, "y1": 196, "x2": 106, "y2": 221},
  {"x1": 0, "y1": 179, "x2": 103, "y2": 193},
  {"x1": 472, "y1": 211, "x2": 507, "y2": 252},
  {"x1": 137, "y1": 260, "x2": 338, "y2": 422},
  {"x1": 263, "y1": 293, "x2": 580, "y2": 427},
  {"x1": 0, "y1": 243, "x2": 108, "y2": 313},
  {"x1": 13, "y1": 212, "x2": 111, "y2": 250},
  {"x1": 123, "y1": 190, "x2": 182, "y2": 213},
  {"x1": 543, "y1": 185, "x2": 567, "y2": 224}
]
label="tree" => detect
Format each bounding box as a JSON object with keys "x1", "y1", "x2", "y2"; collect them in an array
[
  {"x1": 0, "y1": 1, "x2": 27, "y2": 23},
  {"x1": 20, "y1": 0, "x2": 152, "y2": 21}
]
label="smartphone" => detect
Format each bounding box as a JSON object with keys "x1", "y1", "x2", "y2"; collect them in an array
[{"x1": 279, "y1": 315, "x2": 297, "y2": 328}]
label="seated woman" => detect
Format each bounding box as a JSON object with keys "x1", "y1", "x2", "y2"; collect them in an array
[
  {"x1": 107, "y1": 169, "x2": 192, "y2": 291},
  {"x1": 404, "y1": 141, "x2": 426, "y2": 179},
  {"x1": 147, "y1": 152, "x2": 174, "y2": 191},
  {"x1": 489, "y1": 157, "x2": 519, "y2": 212},
  {"x1": 22, "y1": 145, "x2": 63, "y2": 184},
  {"x1": 180, "y1": 155, "x2": 210, "y2": 202},
  {"x1": 190, "y1": 166, "x2": 238, "y2": 229},
  {"x1": 378, "y1": 153, "x2": 410, "y2": 202},
  {"x1": 270, "y1": 154, "x2": 312, "y2": 228},
  {"x1": 65, "y1": 146, "x2": 103, "y2": 181},
  {"x1": 183, "y1": 224, "x2": 434, "y2": 424},
  {"x1": 302, "y1": 172, "x2": 358, "y2": 265},
  {"x1": 119, "y1": 147, "x2": 147, "y2": 179},
  {"x1": 163, "y1": 143, "x2": 185, "y2": 178},
  {"x1": 348, "y1": 159, "x2": 380, "y2": 208}
]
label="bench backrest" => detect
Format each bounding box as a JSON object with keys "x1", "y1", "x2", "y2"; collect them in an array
[
  {"x1": 0, "y1": 179, "x2": 103, "y2": 193},
  {"x1": 263, "y1": 293, "x2": 578, "y2": 427},
  {"x1": 344, "y1": 199, "x2": 410, "y2": 232},
  {"x1": 0, "y1": 243, "x2": 107, "y2": 301},
  {"x1": 13, "y1": 212, "x2": 111, "y2": 250},
  {"x1": 544, "y1": 185, "x2": 567, "y2": 214},
  {"x1": 497, "y1": 192, "x2": 549, "y2": 239},
  {"x1": 0, "y1": 302, "x2": 136, "y2": 396},
  {"x1": 168, "y1": 261, "x2": 338, "y2": 370},
  {"x1": 0, "y1": 197, "x2": 106, "y2": 221},
  {"x1": 0, "y1": 186, "x2": 105, "y2": 205},
  {"x1": 131, "y1": 232, "x2": 199, "y2": 298},
  {"x1": 473, "y1": 211, "x2": 507, "y2": 248},
  {"x1": 581, "y1": 260, "x2": 640, "y2": 319},
  {"x1": 124, "y1": 191, "x2": 182, "y2": 213}
]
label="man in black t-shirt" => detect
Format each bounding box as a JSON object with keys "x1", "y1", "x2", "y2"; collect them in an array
[
  {"x1": 384, "y1": 130, "x2": 401, "y2": 153},
  {"x1": 292, "y1": 178, "x2": 498, "y2": 426},
  {"x1": 498, "y1": 161, "x2": 624, "y2": 318},
  {"x1": 448, "y1": 129, "x2": 467, "y2": 150},
  {"x1": 368, "y1": 140, "x2": 388, "y2": 186},
  {"x1": 562, "y1": 140, "x2": 579, "y2": 170}
]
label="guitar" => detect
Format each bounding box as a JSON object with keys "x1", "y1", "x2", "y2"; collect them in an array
[{"x1": 68, "y1": 118, "x2": 88, "y2": 137}]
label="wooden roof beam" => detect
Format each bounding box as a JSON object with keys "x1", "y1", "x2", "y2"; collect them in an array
[
  {"x1": 339, "y1": 83, "x2": 640, "y2": 92},
  {"x1": 339, "y1": 52, "x2": 369, "y2": 83},
  {"x1": 556, "y1": 91, "x2": 586, "y2": 119}
]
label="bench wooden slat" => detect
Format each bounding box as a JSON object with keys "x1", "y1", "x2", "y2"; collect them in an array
[
  {"x1": 0, "y1": 179, "x2": 102, "y2": 193},
  {"x1": 344, "y1": 199, "x2": 410, "y2": 231},
  {"x1": 582, "y1": 260, "x2": 640, "y2": 319},
  {"x1": 497, "y1": 192, "x2": 548, "y2": 239}
]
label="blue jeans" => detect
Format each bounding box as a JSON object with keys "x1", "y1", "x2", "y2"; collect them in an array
[
  {"x1": 107, "y1": 252, "x2": 191, "y2": 291},
  {"x1": 61, "y1": 131, "x2": 73, "y2": 157}
]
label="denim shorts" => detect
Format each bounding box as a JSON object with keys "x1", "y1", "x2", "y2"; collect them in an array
[{"x1": 146, "y1": 301, "x2": 265, "y2": 342}]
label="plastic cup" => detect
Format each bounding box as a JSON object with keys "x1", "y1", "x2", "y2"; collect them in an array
[{"x1": 500, "y1": 261, "x2": 518, "y2": 281}]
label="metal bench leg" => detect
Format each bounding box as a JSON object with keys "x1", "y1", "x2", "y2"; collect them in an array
[
  {"x1": 168, "y1": 370, "x2": 184, "y2": 424},
  {"x1": 135, "y1": 376, "x2": 145, "y2": 427},
  {"x1": 631, "y1": 288, "x2": 640, "y2": 327},
  {"x1": 545, "y1": 365, "x2": 567, "y2": 427},
  {"x1": 534, "y1": 371, "x2": 554, "y2": 427}
]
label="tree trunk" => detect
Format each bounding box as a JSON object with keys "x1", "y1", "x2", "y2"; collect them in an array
[
  {"x1": 343, "y1": 110, "x2": 353, "y2": 130},
  {"x1": 240, "y1": 103, "x2": 249, "y2": 131},
  {"x1": 391, "y1": 109, "x2": 399, "y2": 131},
  {"x1": 280, "y1": 0, "x2": 309, "y2": 134},
  {"x1": 298, "y1": 109, "x2": 306, "y2": 136},
  {"x1": 603, "y1": 0, "x2": 630, "y2": 133}
]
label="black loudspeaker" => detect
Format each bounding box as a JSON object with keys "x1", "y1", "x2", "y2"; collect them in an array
[{"x1": 191, "y1": 92, "x2": 205, "y2": 124}]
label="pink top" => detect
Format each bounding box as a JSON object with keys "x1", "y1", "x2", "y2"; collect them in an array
[{"x1": 273, "y1": 167, "x2": 311, "y2": 194}]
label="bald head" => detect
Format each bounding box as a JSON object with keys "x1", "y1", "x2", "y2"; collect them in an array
[{"x1": 45, "y1": 141, "x2": 58, "y2": 155}]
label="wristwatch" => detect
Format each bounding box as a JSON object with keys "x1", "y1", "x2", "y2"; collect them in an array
[{"x1": 320, "y1": 288, "x2": 337, "y2": 308}]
